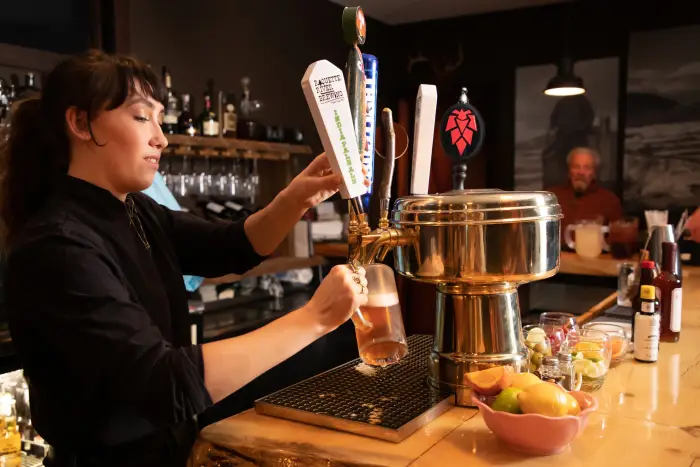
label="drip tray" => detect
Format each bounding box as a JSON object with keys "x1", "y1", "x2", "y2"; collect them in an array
[{"x1": 254, "y1": 335, "x2": 453, "y2": 442}]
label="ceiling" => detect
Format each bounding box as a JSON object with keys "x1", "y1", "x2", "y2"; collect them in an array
[{"x1": 328, "y1": 0, "x2": 566, "y2": 25}]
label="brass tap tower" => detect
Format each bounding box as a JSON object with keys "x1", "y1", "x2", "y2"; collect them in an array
[{"x1": 346, "y1": 108, "x2": 417, "y2": 269}]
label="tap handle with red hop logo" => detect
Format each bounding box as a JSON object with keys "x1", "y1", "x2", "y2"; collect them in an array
[{"x1": 439, "y1": 87, "x2": 485, "y2": 164}]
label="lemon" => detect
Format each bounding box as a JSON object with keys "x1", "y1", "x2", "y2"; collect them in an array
[
  {"x1": 510, "y1": 372, "x2": 542, "y2": 390},
  {"x1": 491, "y1": 387, "x2": 523, "y2": 414},
  {"x1": 517, "y1": 383, "x2": 570, "y2": 417}
]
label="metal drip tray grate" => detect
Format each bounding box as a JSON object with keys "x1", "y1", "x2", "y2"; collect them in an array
[{"x1": 254, "y1": 335, "x2": 453, "y2": 442}]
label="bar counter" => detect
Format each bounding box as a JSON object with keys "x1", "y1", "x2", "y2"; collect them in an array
[{"x1": 189, "y1": 269, "x2": 700, "y2": 467}]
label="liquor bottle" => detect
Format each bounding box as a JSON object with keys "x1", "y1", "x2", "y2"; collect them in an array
[
  {"x1": 222, "y1": 93, "x2": 238, "y2": 138},
  {"x1": 178, "y1": 94, "x2": 197, "y2": 136},
  {"x1": 203, "y1": 200, "x2": 229, "y2": 220},
  {"x1": 0, "y1": 384, "x2": 21, "y2": 466},
  {"x1": 223, "y1": 199, "x2": 251, "y2": 221},
  {"x1": 197, "y1": 199, "x2": 249, "y2": 222},
  {"x1": 634, "y1": 284, "x2": 660, "y2": 363},
  {"x1": 17, "y1": 72, "x2": 39, "y2": 99},
  {"x1": 632, "y1": 260, "x2": 657, "y2": 343},
  {"x1": 161, "y1": 67, "x2": 179, "y2": 134},
  {"x1": 237, "y1": 77, "x2": 263, "y2": 140},
  {"x1": 654, "y1": 241, "x2": 682, "y2": 342},
  {"x1": 0, "y1": 78, "x2": 8, "y2": 127},
  {"x1": 199, "y1": 92, "x2": 219, "y2": 137}
]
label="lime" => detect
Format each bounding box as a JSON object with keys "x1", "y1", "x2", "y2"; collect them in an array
[
  {"x1": 491, "y1": 387, "x2": 523, "y2": 414},
  {"x1": 574, "y1": 359, "x2": 605, "y2": 378}
]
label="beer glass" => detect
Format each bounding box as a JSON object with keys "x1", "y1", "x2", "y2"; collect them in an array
[
  {"x1": 609, "y1": 217, "x2": 639, "y2": 259},
  {"x1": 565, "y1": 219, "x2": 609, "y2": 258},
  {"x1": 354, "y1": 263, "x2": 408, "y2": 367}
]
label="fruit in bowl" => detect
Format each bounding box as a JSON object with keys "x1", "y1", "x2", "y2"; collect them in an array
[
  {"x1": 465, "y1": 366, "x2": 514, "y2": 396},
  {"x1": 467, "y1": 368, "x2": 598, "y2": 455}
]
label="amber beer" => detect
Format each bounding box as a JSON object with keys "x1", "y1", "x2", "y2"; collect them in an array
[{"x1": 355, "y1": 291, "x2": 408, "y2": 366}]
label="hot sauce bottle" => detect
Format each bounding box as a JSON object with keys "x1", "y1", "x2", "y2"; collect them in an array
[{"x1": 654, "y1": 242, "x2": 682, "y2": 343}]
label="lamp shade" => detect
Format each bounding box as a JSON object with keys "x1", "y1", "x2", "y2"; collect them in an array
[{"x1": 544, "y1": 56, "x2": 585, "y2": 96}]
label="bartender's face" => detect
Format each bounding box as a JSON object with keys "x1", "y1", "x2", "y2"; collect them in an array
[
  {"x1": 569, "y1": 151, "x2": 596, "y2": 193},
  {"x1": 84, "y1": 89, "x2": 168, "y2": 195}
]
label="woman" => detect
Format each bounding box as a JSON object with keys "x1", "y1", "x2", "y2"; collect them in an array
[{"x1": 0, "y1": 50, "x2": 369, "y2": 466}]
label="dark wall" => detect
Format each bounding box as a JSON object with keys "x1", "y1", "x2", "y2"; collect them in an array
[
  {"x1": 129, "y1": 0, "x2": 396, "y2": 155},
  {"x1": 0, "y1": 0, "x2": 93, "y2": 54},
  {"x1": 392, "y1": 0, "x2": 700, "y2": 192}
]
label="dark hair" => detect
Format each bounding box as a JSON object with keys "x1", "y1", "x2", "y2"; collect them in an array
[{"x1": 0, "y1": 49, "x2": 164, "y2": 248}]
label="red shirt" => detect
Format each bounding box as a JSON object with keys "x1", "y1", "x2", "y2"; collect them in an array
[{"x1": 546, "y1": 181, "x2": 623, "y2": 241}]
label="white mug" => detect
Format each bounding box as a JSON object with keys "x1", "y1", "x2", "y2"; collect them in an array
[{"x1": 565, "y1": 220, "x2": 609, "y2": 258}]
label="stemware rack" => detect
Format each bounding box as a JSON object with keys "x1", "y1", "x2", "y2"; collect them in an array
[{"x1": 163, "y1": 134, "x2": 326, "y2": 282}]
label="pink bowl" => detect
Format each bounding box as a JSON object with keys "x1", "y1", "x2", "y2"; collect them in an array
[{"x1": 471, "y1": 390, "x2": 598, "y2": 455}]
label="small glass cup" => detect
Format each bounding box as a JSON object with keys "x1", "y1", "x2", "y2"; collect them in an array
[
  {"x1": 539, "y1": 312, "x2": 578, "y2": 353},
  {"x1": 609, "y1": 217, "x2": 639, "y2": 259},
  {"x1": 522, "y1": 325, "x2": 552, "y2": 373},
  {"x1": 617, "y1": 262, "x2": 635, "y2": 307},
  {"x1": 354, "y1": 264, "x2": 408, "y2": 367},
  {"x1": 583, "y1": 322, "x2": 629, "y2": 368},
  {"x1": 563, "y1": 328, "x2": 612, "y2": 392}
]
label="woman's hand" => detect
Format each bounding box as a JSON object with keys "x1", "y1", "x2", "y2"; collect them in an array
[
  {"x1": 284, "y1": 153, "x2": 370, "y2": 211},
  {"x1": 304, "y1": 264, "x2": 368, "y2": 334},
  {"x1": 686, "y1": 207, "x2": 700, "y2": 242}
]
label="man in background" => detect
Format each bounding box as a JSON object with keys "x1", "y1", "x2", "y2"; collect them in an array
[{"x1": 546, "y1": 147, "x2": 623, "y2": 244}]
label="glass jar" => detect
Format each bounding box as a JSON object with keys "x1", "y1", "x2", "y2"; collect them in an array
[
  {"x1": 536, "y1": 356, "x2": 563, "y2": 384},
  {"x1": 557, "y1": 352, "x2": 576, "y2": 391}
]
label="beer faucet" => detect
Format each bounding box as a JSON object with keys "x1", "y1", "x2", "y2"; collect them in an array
[{"x1": 347, "y1": 108, "x2": 418, "y2": 267}]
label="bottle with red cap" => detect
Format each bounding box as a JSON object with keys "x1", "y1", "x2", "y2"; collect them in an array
[
  {"x1": 631, "y1": 260, "x2": 658, "y2": 343},
  {"x1": 654, "y1": 242, "x2": 682, "y2": 343}
]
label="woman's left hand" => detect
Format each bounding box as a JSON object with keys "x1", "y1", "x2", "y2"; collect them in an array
[{"x1": 284, "y1": 153, "x2": 370, "y2": 210}]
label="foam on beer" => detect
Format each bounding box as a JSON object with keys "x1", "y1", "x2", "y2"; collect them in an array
[{"x1": 366, "y1": 291, "x2": 399, "y2": 308}]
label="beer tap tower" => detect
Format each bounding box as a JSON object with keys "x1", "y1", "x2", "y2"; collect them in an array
[{"x1": 299, "y1": 6, "x2": 563, "y2": 421}]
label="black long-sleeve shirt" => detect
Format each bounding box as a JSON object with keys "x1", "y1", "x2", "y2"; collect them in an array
[{"x1": 4, "y1": 175, "x2": 266, "y2": 466}]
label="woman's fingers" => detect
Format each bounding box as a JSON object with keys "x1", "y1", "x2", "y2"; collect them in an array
[{"x1": 304, "y1": 153, "x2": 331, "y2": 174}]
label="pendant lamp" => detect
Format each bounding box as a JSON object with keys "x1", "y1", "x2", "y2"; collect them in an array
[
  {"x1": 544, "y1": 0, "x2": 586, "y2": 97},
  {"x1": 544, "y1": 56, "x2": 585, "y2": 96}
]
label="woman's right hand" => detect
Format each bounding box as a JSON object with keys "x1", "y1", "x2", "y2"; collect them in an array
[
  {"x1": 686, "y1": 207, "x2": 700, "y2": 243},
  {"x1": 305, "y1": 264, "x2": 368, "y2": 334}
]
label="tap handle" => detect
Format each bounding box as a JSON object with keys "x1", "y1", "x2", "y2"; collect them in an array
[
  {"x1": 439, "y1": 87, "x2": 485, "y2": 187},
  {"x1": 453, "y1": 163, "x2": 467, "y2": 191},
  {"x1": 379, "y1": 108, "x2": 396, "y2": 202},
  {"x1": 301, "y1": 60, "x2": 367, "y2": 200}
]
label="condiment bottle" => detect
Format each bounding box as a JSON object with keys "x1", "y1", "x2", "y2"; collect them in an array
[
  {"x1": 634, "y1": 284, "x2": 660, "y2": 363},
  {"x1": 557, "y1": 352, "x2": 575, "y2": 391},
  {"x1": 632, "y1": 260, "x2": 657, "y2": 343},
  {"x1": 654, "y1": 241, "x2": 682, "y2": 342}
]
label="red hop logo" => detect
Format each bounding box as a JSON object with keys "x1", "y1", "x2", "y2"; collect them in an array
[{"x1": 445, "y1": 109, "x2": 478, "y2": 156}]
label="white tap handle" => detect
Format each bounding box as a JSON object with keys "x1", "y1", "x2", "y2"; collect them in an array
[
  {"x1": 301, "y1": 60, "x2": 368, "y2": 200},
  {"x1": 410, "y1": 84, "x2": 438, "y2": 195}
]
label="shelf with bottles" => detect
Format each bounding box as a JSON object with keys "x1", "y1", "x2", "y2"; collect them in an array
[
  {"x1": 160, "y1": 67, "x2": 312, "y2": 158},
  {"x1": 0, "y1": 70, "x2": 41, "y2": 130}
]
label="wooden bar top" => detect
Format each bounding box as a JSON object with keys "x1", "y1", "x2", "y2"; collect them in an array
[{"x1": 190, "y1": 275, "x2": 700, "y2": 467}]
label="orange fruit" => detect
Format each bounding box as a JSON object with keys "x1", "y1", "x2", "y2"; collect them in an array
[{"x1": 466, "y1": 366, "x2": 514, "y2": 396}]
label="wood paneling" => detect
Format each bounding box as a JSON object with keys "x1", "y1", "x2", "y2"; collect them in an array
[{"x1": 0, "y1": 43, "x2": 65, "y2": 72}]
